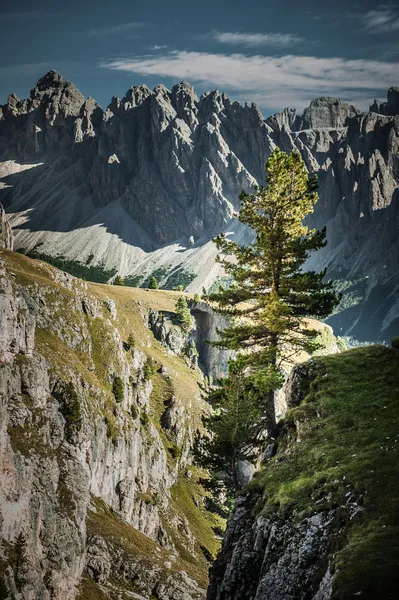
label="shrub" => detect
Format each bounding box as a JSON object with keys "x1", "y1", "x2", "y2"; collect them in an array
[
  {"x1": 113, "y1": 275, "x2": 124, "y2": 286},
  {"x1": 392, "y1": 337, "x2": 399, "y2": 350},
  {"x1": 112, "y1": 376, "x2": 124, "y2": 402},
  {"x1": 130, "y1": 404, "x2": 139, "y2": 419},
  {"x1": 105, "y1": 415, "x2": 119, "y2": 444},
  {"x1": 168, "y1": 444, "x2": 182, "y2": 460},
  {"x1": 140, "y1": 409, "x2": 150, "y2": 426},
  {"x1": 52, "y1": 381, "x2": 82, "y2": 442},
  {"x1": 193, "y1": 293, "x2": 201, "y2": 304}
]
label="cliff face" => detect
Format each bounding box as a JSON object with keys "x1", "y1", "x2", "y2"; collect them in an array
[
  {"x1": 207, "y1": 346, "x2": 399, "y2": 600},
  {"x1": 0, "y1": 250, "x2": 224, "y2": 599},
  {"x1": 0, "y1": 72, "x2": 398, "y2": 340},
  {"x1": 0, "y1": 204, "x2": 13, "y2": 250}
]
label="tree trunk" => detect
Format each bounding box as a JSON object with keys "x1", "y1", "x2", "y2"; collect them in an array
[{"x1": 265, "y1": 389, "x2": 277, "y2": 436}]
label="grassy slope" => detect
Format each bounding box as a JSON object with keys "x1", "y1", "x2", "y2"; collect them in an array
[
  {"x1": 1, "y1": 250, "x2": 219, "y2": 591},
  {"x1": 251, "y1": 345, "x2": 399, "y2": 599}
]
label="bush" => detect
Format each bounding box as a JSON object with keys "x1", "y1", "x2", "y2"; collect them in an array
[
  {"x1": 130, "y1": 404, "x2": 139, "y2": 420},
  {"x1": 52, "y1": 381, "x2": 82, "y2": 442},
  {"x1": 140, "y1": 409, "x2": 150, "y2": 426},
  {"x1": 168, "y1": 444, "x2": 182, "y2": 460},
  {"x1": 193, "y1": 293, "x2": 201, "y2": 304},
  {"x1": 112, "y1": 375, "x2": 124, "y2": 402},
  {"x1": 113, "y1": 275, "x2": 124, "y2": 286}
]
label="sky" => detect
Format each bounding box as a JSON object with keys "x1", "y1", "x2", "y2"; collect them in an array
[{"x1": 0, "y1": 0, "x2": 398, "y2": 116}]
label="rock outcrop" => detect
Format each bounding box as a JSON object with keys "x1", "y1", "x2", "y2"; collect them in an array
[
  {"x1": 0, "y1": 204, "x2": 13, "y2": 250},
  {"x1": 0, "y1": 72, "x2": 398, "y2": 341},
  {"x1": 0, "y1": 250, "x2": 215, "y2": 599},
  {"x1": 207, "y1": 346, "x2": 399, "y2": 600}
]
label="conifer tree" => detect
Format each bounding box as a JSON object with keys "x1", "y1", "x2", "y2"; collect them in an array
[
  {"x1": 14, "y1": 531, "x2": 28, "y2": 588},
  {"x1": 203, "y1": 358, "x2": 273, "y2": 493},
  {"x1": 209, "y1": 148, "x2": 340, "y2": 434},
  {"x1": 149, "y1": 277, "x2": 158, "y2": 289},
  {"x1": 175, "y1": 296, "x2": 192, "y2": 331},
  {"x1": 113, "y1": 275, "x2": 124, "y2": 286},
  {"x1": 126, "y1": 332, "x2": 135, "y2": 350}
]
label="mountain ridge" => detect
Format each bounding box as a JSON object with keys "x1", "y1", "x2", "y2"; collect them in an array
[{"x1": 0, "y1": 71, "x2": 398, "y2": 341}]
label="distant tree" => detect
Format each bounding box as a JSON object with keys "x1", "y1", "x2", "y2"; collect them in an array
[
  {"x1": 175, "y1": 296, "x2": 192, "y2": 331},
  {"x1": 149, "y1": 277, "x2": 158, "y2": 289},
  {"x1": 112, "y1": 375, "x2": 124, "y2": 402},
  {"x1": 143, "y1": 357, "x2": 156, "y2": 380},
  {"x1": 125, "y1": 332, "x2": 136, "y2": 351},
  {"x1": 14, "y1": 532, "x2": 28, "y2": 588},
  {"x1": 113, "y1": 275, "x2": 124, "y2": 286},
  {"x1": 209, "y1": 148, "x2": 340, "y2": 435}
]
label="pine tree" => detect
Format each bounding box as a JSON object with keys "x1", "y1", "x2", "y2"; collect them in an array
[
  {"x1": 202, "y1": 358, "x2": 271, "y2": 494},
  {"x1": 113, "y1": 275, "x2": 124, "y2": 286},
  {"x1": 209, "y1": 148, "x2": 340, "y2": 434},
  {"x1": 14, "y1": 531, "x2": 28, "y2": 588},
  {"x1": 175, "y1": 296, "x2": 192, "y2": 331},
  {"x1": 125, "y1": 332, "x2": 135, "y2": 350},
  {"x1": 149, "y1": 277, "x2": 158, "y2": 289}
]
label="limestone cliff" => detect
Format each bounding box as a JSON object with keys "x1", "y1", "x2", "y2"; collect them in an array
[
  {"x1": 0, "y1": 204, "x2": 13, "y2": 250},
  {"x1": 0, "y1": 250, "x2": 224, "y2": 599},
  {"x1": 207, "y1": 346, "x2": 399, "y2": 600}
]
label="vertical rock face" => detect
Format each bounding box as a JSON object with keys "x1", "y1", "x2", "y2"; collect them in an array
[
  {"x1": 293, "y1": 97, "x2": 360, "y2": 130},
  {"x1": 0, "y1": 204, "x2": 13, "y2": 250},
  {"x1": 207, "y1": 348, "x2": 399, "y2": 600},
  {"x1": 0, "y1": 252, "x2": 211, "y2": 599},
  {"x1": 0, "y1": 72, "x2": 398, "y2": 340}
]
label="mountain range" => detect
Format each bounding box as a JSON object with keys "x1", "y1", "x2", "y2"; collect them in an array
[{"x1": 0, "y1": 71, "x2": 398, "y2": 341}]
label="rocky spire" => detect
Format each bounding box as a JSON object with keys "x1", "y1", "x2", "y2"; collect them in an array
[
  {"x1": 370, "y1": 86, "x2": 399, "y2": 116},
  {"x1": 0, "y1": 203, "x2": 13, "y2": 250},
  {"x1": 29, "y1": 69, "x2": 85, "y2": 118}
]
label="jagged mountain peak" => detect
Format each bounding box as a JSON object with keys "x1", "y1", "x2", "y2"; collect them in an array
[{"x1": 0, "y1": 74, "x2": 398, "y2": 341}]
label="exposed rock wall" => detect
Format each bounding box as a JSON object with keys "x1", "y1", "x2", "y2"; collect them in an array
[
  {"x1": 0, "y1": 204, "x2": 13, "y2": 250},
  {"x1": 148, "y1": 301, "x2": 232, "y2": 379},
  {"x1": 0, "y1": 253, "x2": 209, "y2": 599}
]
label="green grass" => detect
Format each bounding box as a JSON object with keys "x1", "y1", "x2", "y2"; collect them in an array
[
  {"x1": 76, "y1": 576, "x2": 109, "y2": 600},
  {"x1": 170, "y1": 469, "x2": 225, "y2": 564},
  {"x1": 87, "y1": 497, "x2": 209, "y2": 590},
  {"x1": 251, "y1": 345, "x2": 399, "y2": 599}
]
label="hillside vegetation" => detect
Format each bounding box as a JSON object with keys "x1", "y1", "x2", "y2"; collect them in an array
[{"x1": 251, "y1": 345, "x2": 399, "y2": 598}]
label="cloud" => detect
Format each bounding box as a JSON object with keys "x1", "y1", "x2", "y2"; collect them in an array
[
  {"x1": 100, "y1": 50, "x2": 398, "y2": 110},
  {"x1": 361, "y1": 5, "x2": 399, "y2": 33},
  {"x1": 85, "y1": 22, "x2": 144, "y2": 38},
  {"x1": 150, "y1": 44, "x2": 169, "y2": 50},
  {"x1": 213, "y1": 31, "x2": 303, "y2": 47}
]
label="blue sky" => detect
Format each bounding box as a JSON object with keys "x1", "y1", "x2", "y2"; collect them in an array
[{"x1": 0, "y1": 0, "x2": 398, "y2": 115}]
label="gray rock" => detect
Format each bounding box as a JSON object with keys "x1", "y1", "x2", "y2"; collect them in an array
[
  {"x1": 370, "y1": 86, "x2": 399, "y2": 116},
  {"x1": 294, "y1": 96, "x2": 360, "y2": 130},
  {"x1": 0, "y1": 203, "x2": 13, "y2": 250},
  {"x1": 0, "y1": 260, "x2": 207, "y2": 599},
  {"x1": 0, "y1": 73, "x2": 398, "y2": 341}
]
